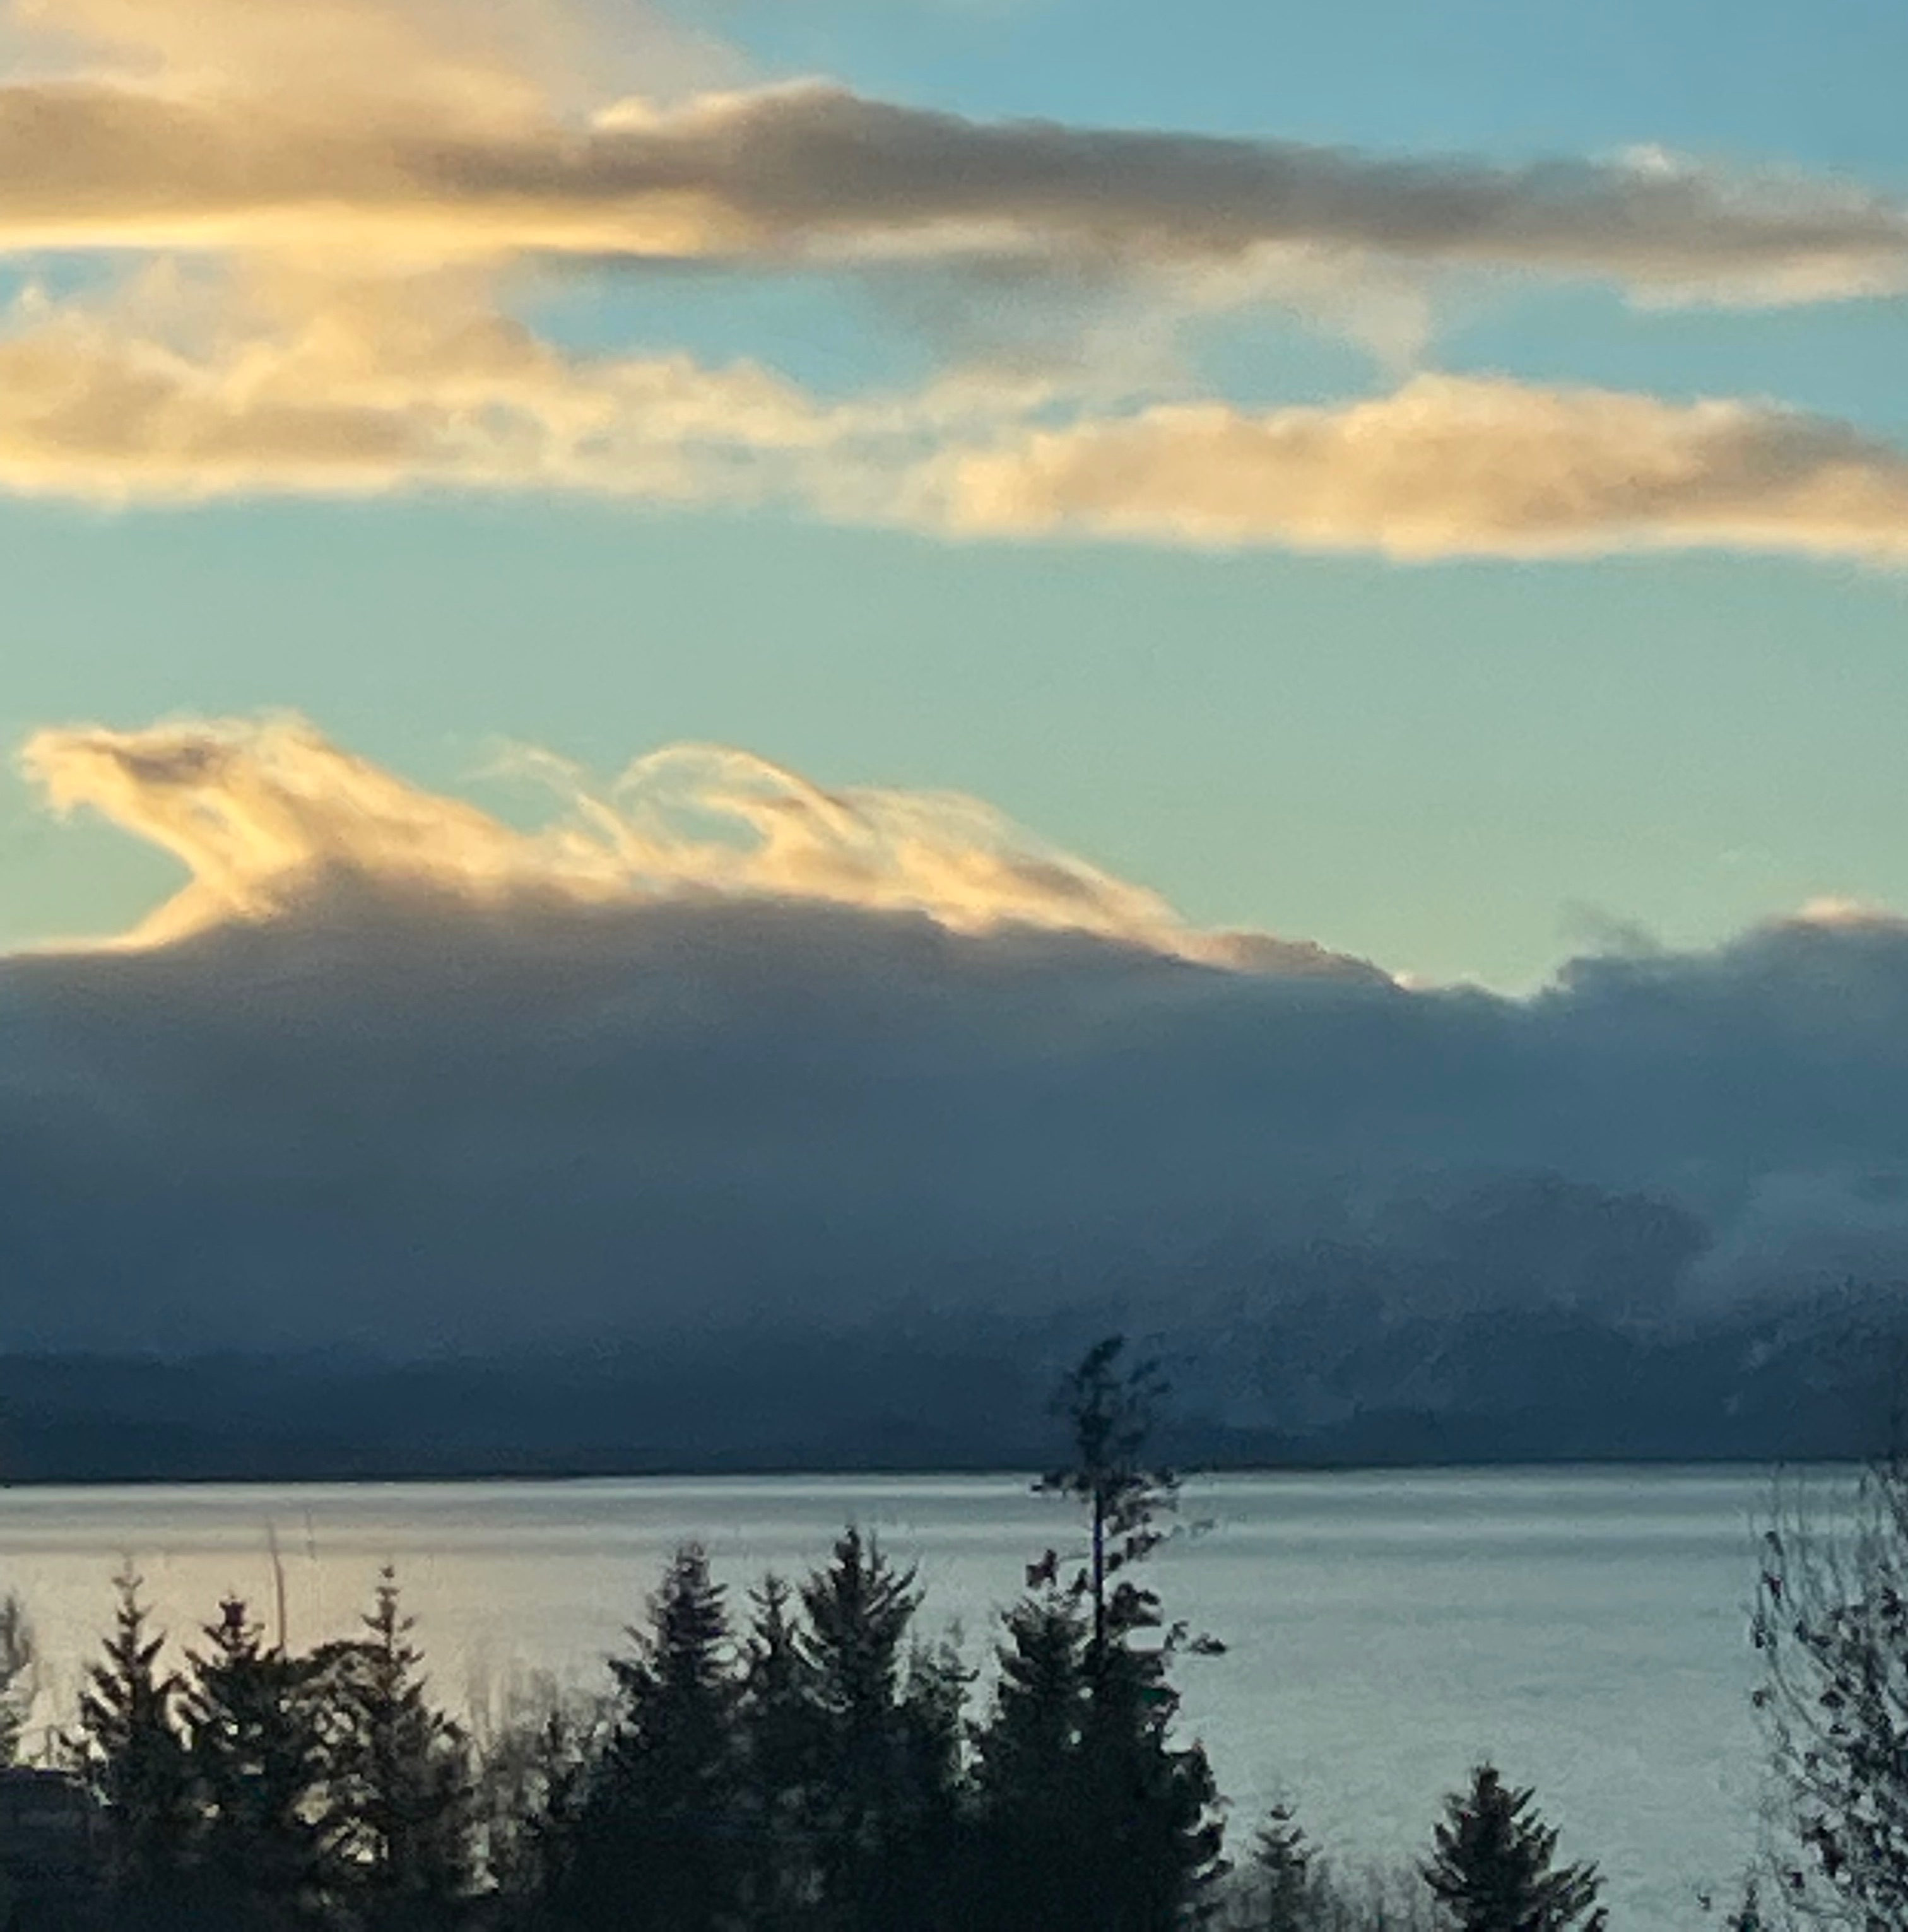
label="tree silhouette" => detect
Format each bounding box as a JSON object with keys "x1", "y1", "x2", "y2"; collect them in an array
[
  {"x1": 1242, "y1": 1803, "x2": 1318, "y2": 1932},
  {"x1": 1037, "y1": 1336, "x2": 1182, "y2": 1661},
  {"x1": 67, "y1": 1566, "x2": 194, "y2": 1918},
  {"x1": 314, "y1": 1567, "x2": 474, "y2": 1928},
  {"x1": 987, "y1": 1336, "x2": 1225, "y2": 1932},
  {"x1": 798, "y1": 1528, "x2": 961, "y2": 1932},
  {"x1": 554, "y1": 1543, "x2": 743, "y2": 1932},
  {"x1": 1421, "y1": 1764, "x2": 1606, "y2": 1932},
  {"x1": 735, "y1": 1574, "x2": 821, "y2": 1931},
  {"x1": 180, "y1": 1594, "x2": 328, "y2": 1915},
  {"x1": 970, "y1": 1583, "x2": 1093, "y2": 1931}
]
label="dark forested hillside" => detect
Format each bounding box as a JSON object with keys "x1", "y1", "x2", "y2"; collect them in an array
[{"x1": 0, "y1": 1281, "x2": 1890, "y2": 1481}]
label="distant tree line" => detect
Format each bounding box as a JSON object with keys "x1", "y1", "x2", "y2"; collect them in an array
[{"x1": 23, "y1": 1331, "x2": 1908, "y2": 1930}]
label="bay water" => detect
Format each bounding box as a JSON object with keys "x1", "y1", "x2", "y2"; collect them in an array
[{"x1": 0, "y1": 1466, "x2": 1835, "y2": 1926}]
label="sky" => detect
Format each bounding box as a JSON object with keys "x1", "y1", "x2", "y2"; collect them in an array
[
  {"x1": 0, "y1": 0, "x2": 1904, "y2": 989},
  {"x1": 1, "y1": 0, "x2": 1907, "y2": 1358}
]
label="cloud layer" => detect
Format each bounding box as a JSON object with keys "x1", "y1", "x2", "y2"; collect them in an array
[
  {"x1": 0, "y1": 0, "x2": 1900, "y2": 301},
  {"x1": 2, "y1": 46, "x2": 1902, "y2": 303},
  {"x1": 2, "y1": 269, "x2": 1905, "y2": 565},
  {"x1": 0, "y1": 0, "x2": 1898, "y2": 556},
  {"x1": 6, "y1": 715, "x2": 1908, "y2": 1358}
]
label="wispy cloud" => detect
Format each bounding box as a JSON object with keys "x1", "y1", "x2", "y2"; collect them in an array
[{"x1": 21, "y1": 714, "x2": 1367, "y2": 974}]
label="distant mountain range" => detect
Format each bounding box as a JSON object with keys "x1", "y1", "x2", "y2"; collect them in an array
[{"x1": 0, "y1": 1283, "x2": 1894, "y2": 1482}]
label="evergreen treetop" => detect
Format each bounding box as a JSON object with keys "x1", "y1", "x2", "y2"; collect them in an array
[
  {"x1": 1421, "y1": 1764, "x2": 1606, "y2": 1932},
  {"x1": 1036, "y1": 1336, "x2": 1182, "y2": 1659},
  {"x1": 553, "y1": 1544, "x2": 744, "y2": 1932},
  {"x1": 68, "y1": 1565, "x2": 193, "y2": 1902},
  {"x1": 313, "y1": 1565, "x2": 474, "y2": 1917},
  {"x1": 1246, "y1": 1803, "x2": 1318, "y2": 1932},
  {"x1": 180, "y1": 1593, "x2": 329, "y2": 1904},
  {"x1": 982, "y1": 1337, "x2": 1228, "y2": 1932}
]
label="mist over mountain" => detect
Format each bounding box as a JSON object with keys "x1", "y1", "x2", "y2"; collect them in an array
[{"x1": 1, "y1": 716, "x2": 1905, "y2": 1475}]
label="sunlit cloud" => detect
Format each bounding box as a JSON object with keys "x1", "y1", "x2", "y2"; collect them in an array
[
  {"x1": 0, "y1": 0, "x2": 1902, "y2": 302},
  {"x1": 20, "y1": 714, "x2": 1372, "y2": 975},
  {"x1": 0, "y1": 268, "x2": 1901, "y2": 565},
  {"x1": 0, "y1": 0, "x2": 1897, "y2": 558},
  {"x1": 0, "y1": 261, "x2": 876, "y2": 504},
  {"x1": 935, "y1": 375, "x2": 1908, "y2": 562}
]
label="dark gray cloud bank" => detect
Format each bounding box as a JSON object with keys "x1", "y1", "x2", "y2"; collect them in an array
[{"x1": 4, "y1": 719, "x2": 1906, "y2": 1472}]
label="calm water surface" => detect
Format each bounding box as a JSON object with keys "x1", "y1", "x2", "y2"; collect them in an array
[{"x1": 0, "y1": 1467, "x2": 1842, "y2": 1928}]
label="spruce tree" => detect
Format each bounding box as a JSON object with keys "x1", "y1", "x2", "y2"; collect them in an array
[
  {"x1": 736, "y1": 1574, "x2": 820, "y2": 1931},
  {"x1": 1036, "y1": 1336, "x2": 1182, "y2": 1662},
  {"x1": 970, "y1": 1585, "x2": 1093, "y2": 1932},
  {"x1": 555, "y1": 1543, "x2": 743, "y2": 1932},
  {"x1": 895, "y1": 1629, "x2": 972, "y2": 1932},
  {"x1": 1074, "y1": 1630, "x2": 1225, "y2": 1932},
  {"x1": 1244, "y1": 1803, "x2": 1317, "y2": 1932},
  {"x1": 1421, "y1": 1764, "x2": 1606, "y2": 1932},
  {"x1": 1012, "y1": 1336, "x2": 1226, "y2": 1932},
  {"x1": 180, "y1": 1595, "x2": 329, "y2": 1917},
  {"x1": 977, "y1": 1590, "x2": 1088, "y2": 1802},
  {"x1": 315, "y1": 1567, "x2": 474, "y2": 1929},
  {"x1": 798, "y1": 1528, "x2": 958, "y2": 1932},
  {"x1": 68, "y1": 1566, "x2": 194, "y2": 1915}
]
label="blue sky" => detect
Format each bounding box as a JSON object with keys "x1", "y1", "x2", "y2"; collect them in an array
[
  {"x1": 3, "y1": 0, "x2": 1906, "y2": 988},
  {"x1": 712, "y1": 0, "x2": 1908, "y2": 176}
]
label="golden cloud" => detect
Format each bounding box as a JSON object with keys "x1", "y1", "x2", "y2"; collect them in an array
[
  {"x1": 0, "y1": 0, "x2": 1898, "y2": 560},
  {"x1": 0, "y1": 0, "x2": 1895, "y2": 297},
  {"x1": 20, "y1": 713, "x2": 1371, "y2": 977},
  {"x1": 936, "y1": 375, "x2": 1908, "y2": 562}
]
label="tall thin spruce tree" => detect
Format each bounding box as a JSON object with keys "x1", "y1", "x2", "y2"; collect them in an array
[
  {"x1": 315, "y1": 1567, "x2": 474, "y2": 1929},
  {"x1": 68, "y1": 1566, "x2": 194, "y2": 1915},
  {"x1": 1421, "y1": 1764, "x2": 1606, "y2": 1932},
  {"x1": 736, "y1": 1574, "x2": 822, "y2": 1932},
  {"x1": 1035, "y1": 1336, "x2": 1182, "y2": 1663},
  {"x1": 976, "y1": 1335, "x2": 1225, "y2": 1932}
]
